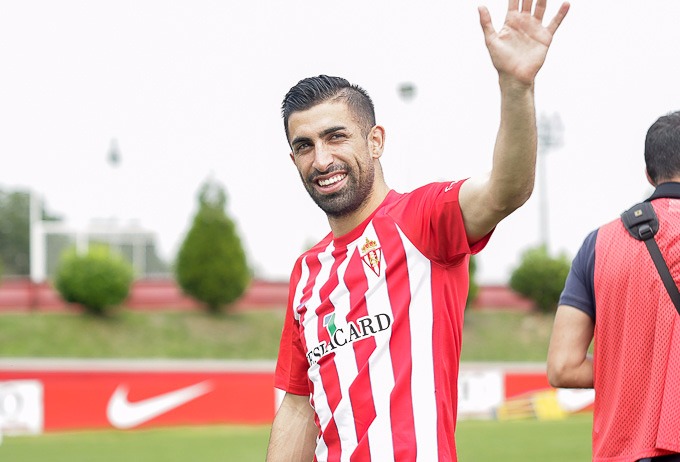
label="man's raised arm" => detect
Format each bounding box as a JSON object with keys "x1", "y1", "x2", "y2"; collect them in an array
[{"x1": 460, "y1": 0, "x2": 570, "y2": 243}]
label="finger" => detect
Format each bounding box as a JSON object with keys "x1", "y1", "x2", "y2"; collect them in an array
[
  {"x1": 521, "y1": 0, "x2": 532, "y2": 13},
  {"x1": 533, "y1": 0, "x2": 547, "y2": 20},
  {"x1": 546, "y1": 2, "x2": 570, "y2": 35},
  {"x1": 478, "y1": 6, "x2": 496, "y2": 39},
  {"x1": 508, "y1": 0, "x2": 520, "y2": 13}
]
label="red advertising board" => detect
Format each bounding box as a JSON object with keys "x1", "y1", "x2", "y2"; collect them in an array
[
  {"x1": 0, "y1": 360, "x2": 276, "y2": 433},
  {"x1": 0, "y1": 360, "x2": 591, "y2": 434}
]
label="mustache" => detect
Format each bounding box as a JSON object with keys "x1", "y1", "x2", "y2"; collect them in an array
[{"x1": 307, "y1": 164, "x2": 348, "y2": 183}]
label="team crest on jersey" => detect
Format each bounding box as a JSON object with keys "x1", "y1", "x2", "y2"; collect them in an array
[{"x1": 359, "y1": 237, "x2": 382, "y2": 277}]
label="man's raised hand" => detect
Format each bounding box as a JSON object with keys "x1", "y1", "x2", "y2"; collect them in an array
[{"x1": 479, "y1": 0, "x2": 570, "y2": 86}]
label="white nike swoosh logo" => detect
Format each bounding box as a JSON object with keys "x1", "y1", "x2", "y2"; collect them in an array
[
  {"x1": 444, "y1": 180, "x2": 458, "y2": 192},
  {"x1": 107, "y1": 381, "x2": 213, "y2": 429}
]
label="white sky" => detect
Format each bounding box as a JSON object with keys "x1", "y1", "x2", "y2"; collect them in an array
[{"x1": 2, "y1": 0, "x2": 680, "y2": 283}]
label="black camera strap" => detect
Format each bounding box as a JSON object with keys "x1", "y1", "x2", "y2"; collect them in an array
[{"x1": 621, "y1": 201, "x2": 680, "y2": 316}]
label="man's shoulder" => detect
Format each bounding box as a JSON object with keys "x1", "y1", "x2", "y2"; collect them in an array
[
  {"x1": 385, "y1": 181, "x2": 466, "y2": 210},
  {"x1": 596, "y1": 212, "x2": 631, "y2": 239},
  {"x1": 407, "y1": 180, "x2": 466, "y2": 197},
  {"x1": 292, "y1": 233, "x2": 333, "y2": 265}
]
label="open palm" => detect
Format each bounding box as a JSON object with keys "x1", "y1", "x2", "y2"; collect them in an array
[{"x1": 480, "y1": 0, "x2": 570, "y2": 85}]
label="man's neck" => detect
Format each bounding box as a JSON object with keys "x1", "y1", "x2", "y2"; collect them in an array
[{"x1": 328, "y1": 184, "x2": 390, "y2": 237}]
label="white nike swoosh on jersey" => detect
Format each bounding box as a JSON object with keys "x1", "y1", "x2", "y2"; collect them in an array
[
  {"x1": 444, "y1": 181, "x2": 458, "y2": 192},
  {"x1": 107, "y1": 381, "x2": 213, "y2": 429}
]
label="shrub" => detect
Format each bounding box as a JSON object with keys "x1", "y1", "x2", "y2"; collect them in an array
[
  {"x1": 467, "y1": 255, "x2": 479, "y2": 308},
  {"x1": 509, "y1": 245, "x2": 571, "y2": 313},
  {"x1": 55, "y1": 244, "x2": 134, "y2": 316},
  {"x1": 175, "y1": 179, "x2": 250, "y2": 314}
]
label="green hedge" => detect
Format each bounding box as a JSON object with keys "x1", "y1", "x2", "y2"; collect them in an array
[
  {"x1": 509, "y1": 245, "x2": 571, "y2": 313},
  {"x1": 55, "y1": 244, "x2": 134, "y2": 316}
]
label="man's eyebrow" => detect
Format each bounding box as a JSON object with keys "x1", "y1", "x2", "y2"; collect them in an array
[
  {"x1": 320, "y1": 126, "x2": 346, "y2": 137},
  {"x1": 291, "y1": 135, "x2": 312, "y2": 147},
  {"x1": 291, "y1": 126, "x2": 347, "y2": 147}
]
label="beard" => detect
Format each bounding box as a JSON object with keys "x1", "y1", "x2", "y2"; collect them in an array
[{"x1": 303, "y1": 161, "x2": 375, "y2": 218}]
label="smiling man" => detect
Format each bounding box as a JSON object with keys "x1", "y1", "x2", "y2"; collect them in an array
[{"x1": 266, "y1": 1, "x2": 569, "y2": 461}]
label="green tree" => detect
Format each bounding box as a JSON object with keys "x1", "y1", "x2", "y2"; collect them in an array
[
  {"x1": 509, "y1": 245, "x2": 571, "y2": 313},
  {"x1": 175, "y1": 179, "x2": 250, "y2": 313},
  {"x1": 54, "y1": 244, "x2": 134, "y2": 316},
  {"x1": 0, "y1": 189, "x2": 60, "y2": 275},
  {"x1": 0, "y1": 190, "x2": 31, "y2": 275}
]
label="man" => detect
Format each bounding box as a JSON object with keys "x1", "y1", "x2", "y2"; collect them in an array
[
  {"x1": 267, "y1": 1, "x2": 569, "y2": 460},
  {"x1": 548, "y1": 111, "x2": 680, "y2": 462}
]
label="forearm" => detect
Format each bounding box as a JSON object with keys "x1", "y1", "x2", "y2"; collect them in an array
[
  {"x1": 547, "y1": 305, "x2": 595, "y2": 389},
  {"x1": 266, "y1": 393, "x2": 317, "y2": 462},
  {"x1": 458, "y1": 79, "x2": 537, "y2": 241},
  {"x1": 459, "y1": 0, "x2": 568, "y2": 240},
  {"x1": 488, "y1": 76, "x2": 537, "y2": 213}
]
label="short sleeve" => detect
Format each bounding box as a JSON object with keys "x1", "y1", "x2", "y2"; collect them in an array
[
  {"x1": 559, "y1": 230, "x2": 598, "y2": 320},
  {"x1": 386, "y1": 180, "x2": 493, "y2": 266},
  {"x1": 274, "y1": 266, "x2": 312, "y2": 396}
]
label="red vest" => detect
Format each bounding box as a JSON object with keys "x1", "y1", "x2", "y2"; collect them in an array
[{"x1": 593, "y1": 198, "x2": 680, "y2": 461}]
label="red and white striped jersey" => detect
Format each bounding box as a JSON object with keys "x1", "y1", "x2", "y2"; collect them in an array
[{"x1": 275, "y1": 180, "x2": 491, "y2": 461}]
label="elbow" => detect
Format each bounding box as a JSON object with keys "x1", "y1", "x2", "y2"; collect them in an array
[
  {"x1": 490, "y1": 187, "x2": 533, "y2": 217},
  {"x1": 509, "y1": 182, "x2": 534, "y2": 210},
  {"x1": 546, "y1": 358, "x2": 570, "y2": 388},
  {"x1": 489, "y1": 179, "x2": 534, "y2": 216},
  {"x1": 546, "y1": 365, "x2": 563, "y2": 389}
]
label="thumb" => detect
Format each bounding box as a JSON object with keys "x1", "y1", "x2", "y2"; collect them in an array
[{"x1": 478, "y1": 6, "x2": 495, "y2": 40}]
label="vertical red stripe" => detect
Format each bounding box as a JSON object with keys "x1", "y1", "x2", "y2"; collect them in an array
[
  {"x1": 379, "y1": 221, "x2": 417, "y2": 461},
  {"x1": 321, "y1": 417, "x2": 341, "y2": 462},
  {"x1": 345, "y1": 252, "x2": 377, "y2": 461},
  {"x1": 431, "y1": 262, "x2": 467, "y2": 461},
  {"x1": 297, "y1": 253, "x2": 324, "y2": 354},
  {"x1": 314, "y1": 246, "x2": 348, "y2": 462}
]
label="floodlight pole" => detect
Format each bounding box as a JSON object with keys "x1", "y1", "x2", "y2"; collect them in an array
[
  {"x1": 537, "y1": 113, "x2": 564, "y2": 253},
  {"x1": 29, "y1": 191, "x2": 46, "y2": 284}
]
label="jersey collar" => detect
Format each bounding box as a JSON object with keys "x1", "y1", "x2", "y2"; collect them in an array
[
  {"x1": 647, "y1": 182, "x2": 680, "y2": 201},
  {"x1": 332, "y1": 190, "x2": 400, "y2": 247}
]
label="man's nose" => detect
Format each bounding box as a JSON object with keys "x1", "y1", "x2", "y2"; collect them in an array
[{"x1": 312, "y1": 143, "x2": 334, "y2": 172}]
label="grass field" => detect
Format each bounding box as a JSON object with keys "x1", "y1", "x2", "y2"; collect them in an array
[
  {"x1": 0, "y1": 425, "x2": 271, "y2": 462},
  {"x1": 0, "y1": 307, "x2": 556, "y2": 361},
  {"x1": 461, "y1": 309, "x2": 554, "y2": 361},
  {"x1": 456, "y1": 413, "x2": 592, "y2": 461},
  {"x1": 0, "y1": 309, "x2": 285, "y2": 359},
  {"x1": 0, "y1": 414, "x2": 592, "y2": 461}
]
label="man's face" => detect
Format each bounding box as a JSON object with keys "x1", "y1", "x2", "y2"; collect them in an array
[{"x1": 287, "y1": 101, "x2": 376, "y2": 217}]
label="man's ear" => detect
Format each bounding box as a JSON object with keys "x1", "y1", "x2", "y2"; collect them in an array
[
  {"x1": 369, "y1": 125, "x2": 386, "y2": 159},
  {"x1": 289, "y1": 152, "x2": 295, "y2": 163},
  {"x1": 645, "y1": 168, "x2": 656, "y2": 187}
]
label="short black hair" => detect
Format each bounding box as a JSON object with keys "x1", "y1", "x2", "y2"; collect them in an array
[
  {"x1": 281, "y1": 75, "x2": 376, "y2": 141},
  {"x1": 645, "y1": 110, "x2": 680, "y2": 184}
]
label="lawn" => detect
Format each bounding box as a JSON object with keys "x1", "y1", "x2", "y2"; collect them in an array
[
  {"x1": 456, "y1": 413, "x2": 592, "y2": 461},
  {"x1": 0, "y1": 309, "x2": 285, "y2": 359},
  {"x1": 461, "y1": 309, "x2": 554, "y2": 362},
  {"x1": 0, "y1": 425, "x2": 272, "y2": 462},
  {"x1": 0, "y1": 415, "x2": 592, "y2": 461},
  {"x1": 0, "y1": 307, "x2": 556, "y2": 362}
]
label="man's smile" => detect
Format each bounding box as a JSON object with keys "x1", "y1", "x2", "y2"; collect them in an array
[{"x1": 318, "y1": 173, "x2": 347, "y2": 187}]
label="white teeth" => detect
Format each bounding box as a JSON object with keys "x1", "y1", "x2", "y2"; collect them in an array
[{"x1": 318, "y1": 174, "x2": 346, "y2": 187}]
